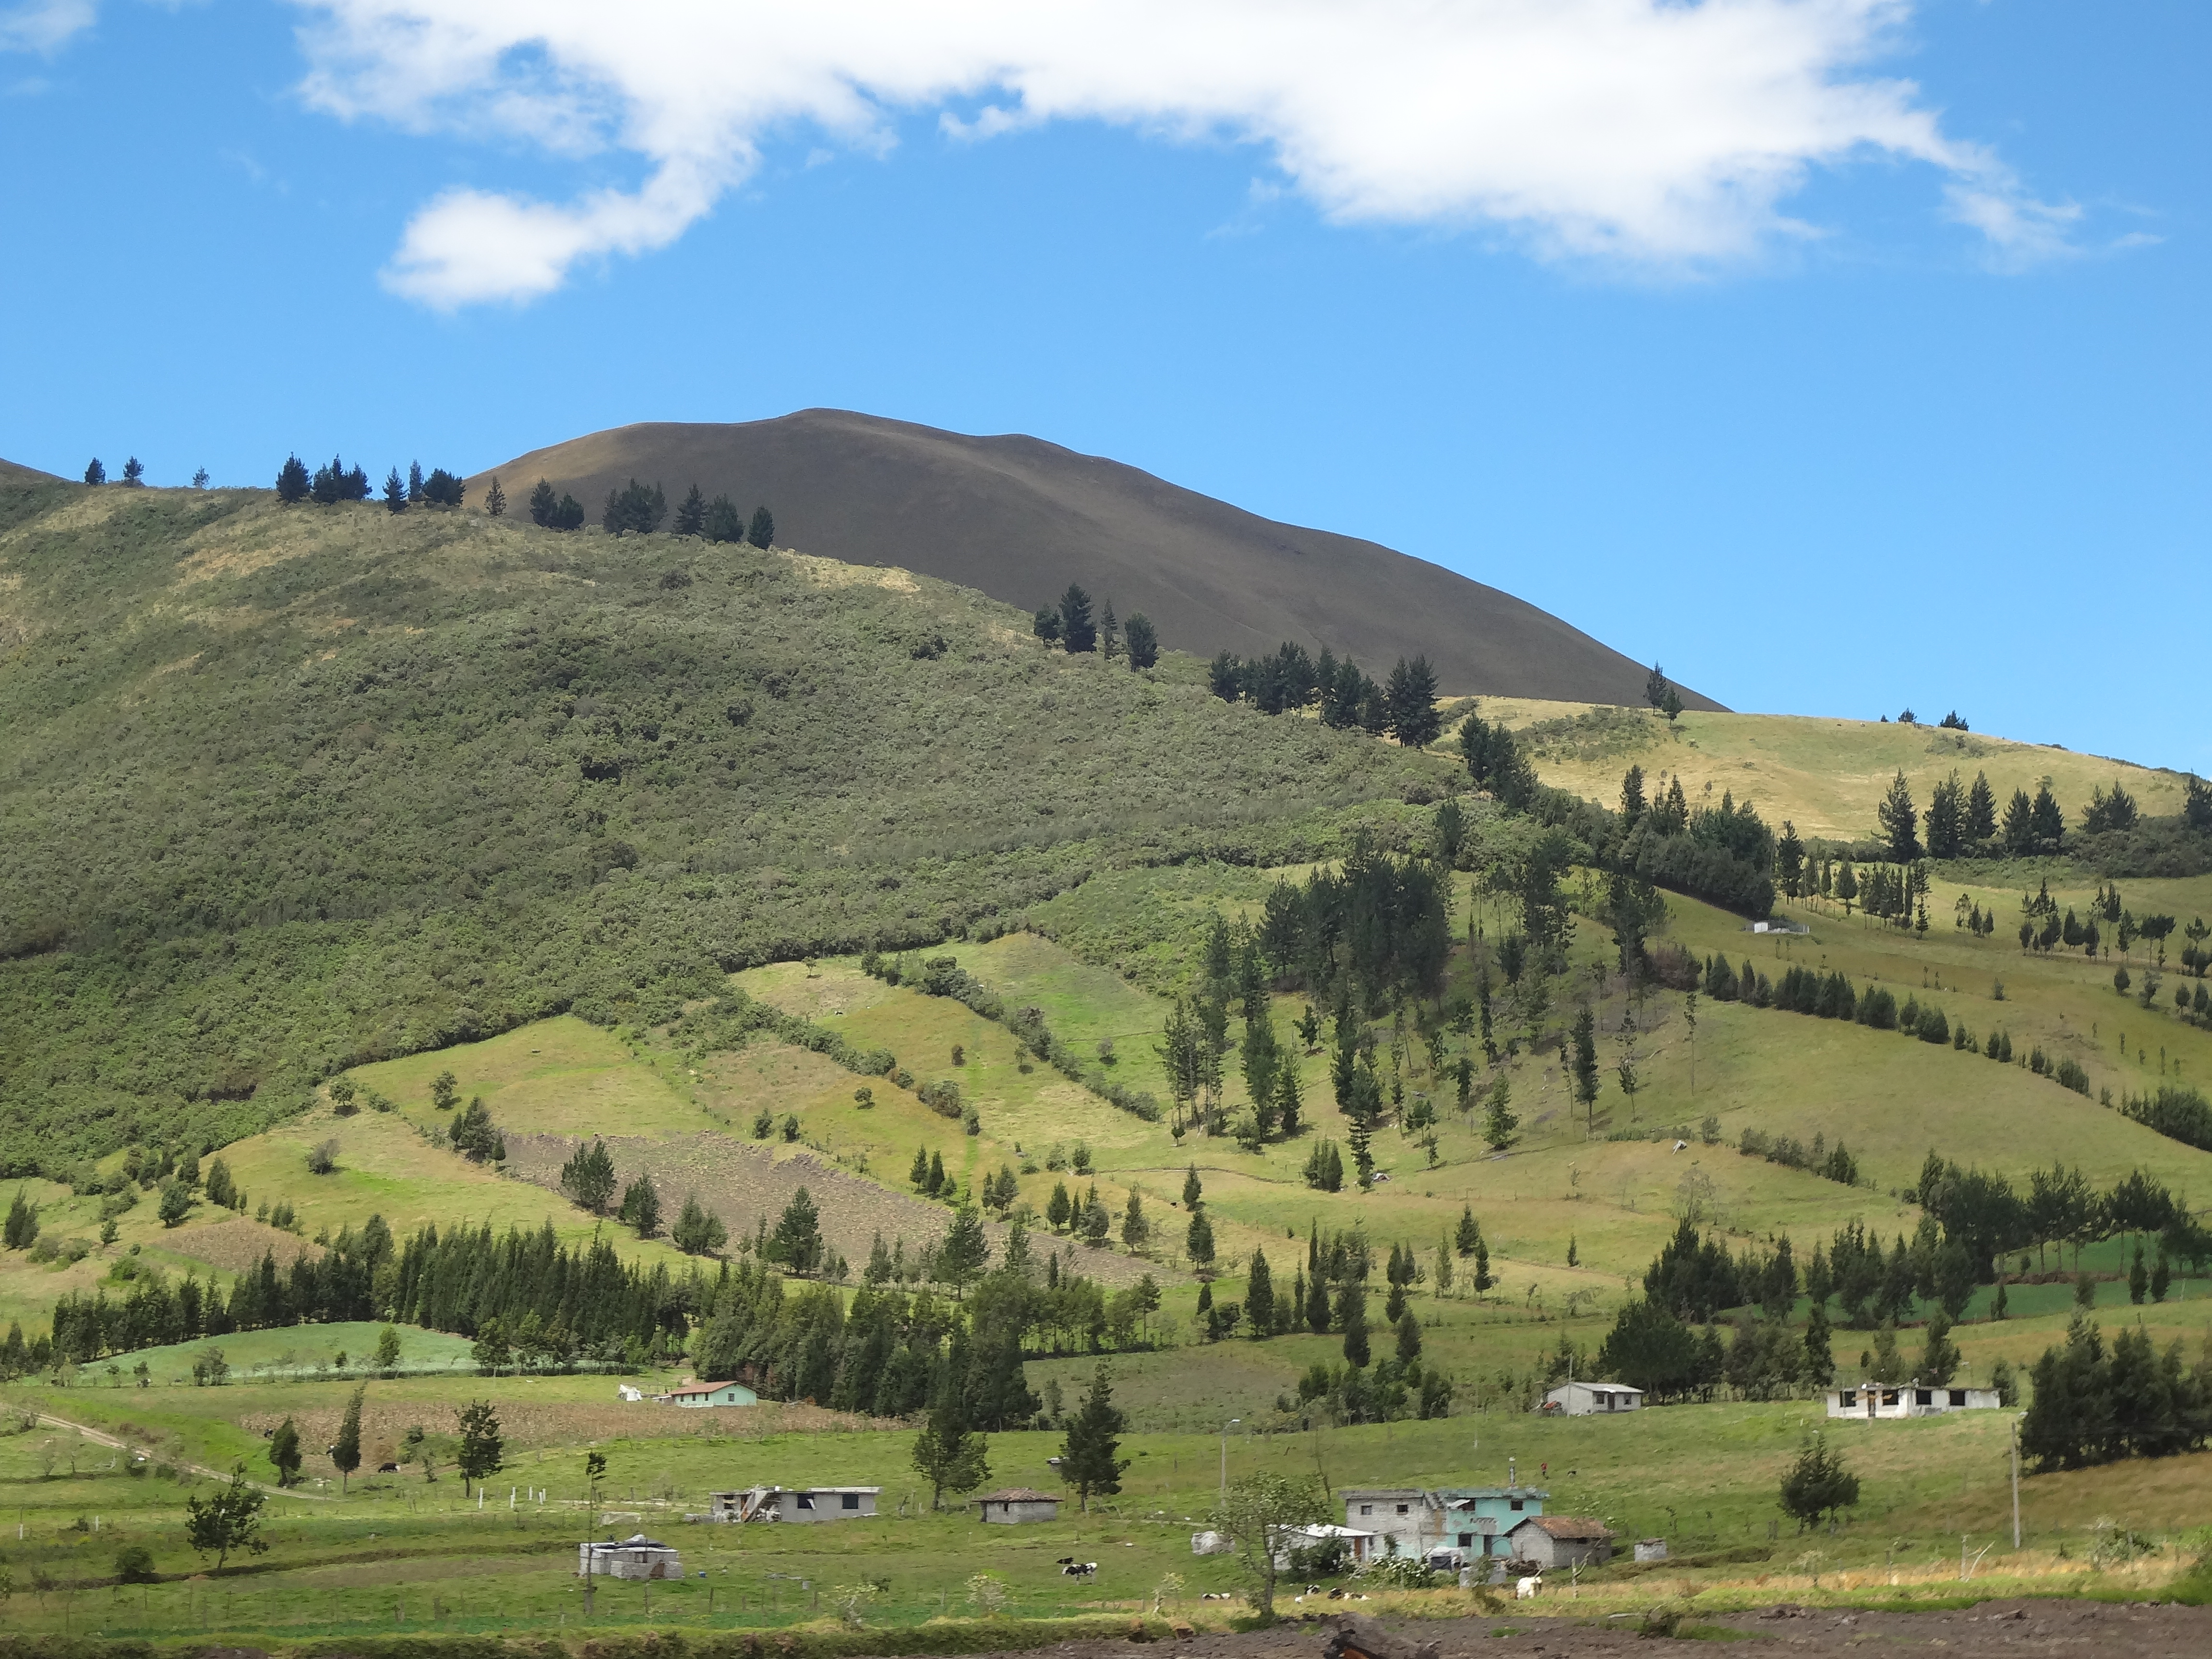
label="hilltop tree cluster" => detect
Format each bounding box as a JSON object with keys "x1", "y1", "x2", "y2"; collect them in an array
[
  {"x1": 273, "y1": 454, "x2": 466, "y2": 510},
  {"x1": 1207, "y1": 647, "x2": 1442, "y2": 747},
  {"x1": 1031, "y1": 583, "x2": 1158, "y2": 669}
]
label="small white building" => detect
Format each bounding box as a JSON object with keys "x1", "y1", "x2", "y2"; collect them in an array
[
  {"x1": 975, "y1": 1488, "x2": 1061, "y2": 1525},
  {"x1": 707, "y1": 1485, "x2": 880, "y2": 1523},
  {"x1": 666, "y1": 1379, "x2": 759, "y2": 1408},
  {"x1": 579, "y1": 1534, "x2": 682, "y2": 1580},
  {"x1": 1827, "y1": 1382, "x2": 2000, "y2": 1419},
  {"x1": 1504, "y1": 1515, "x2": 1614, "y2": 1570},
  {"x1": 1538, "y1": 1380, "x2": 1645, "y2": 1417}
]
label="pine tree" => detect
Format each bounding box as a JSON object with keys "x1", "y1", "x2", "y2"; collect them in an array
[
  {"x1": 747, "y1": 505, "x2": 775, "y2": 548},
  {"x1": 1058, "y1": 584, "x2": 1096, "y2": 653},
  {"x1": 333, "y1": 1386, "x2": 364, "y2": 1491},
  {"x1": 704, "y1": 494, "x2": 744, "y2": 542},
  {"x1": 1645, "y1": 663, "x2": 1669, "y2": 708},
  {"x1": 1059, "y1": 1364, "x2": 1130, "y2": 1510},
  {"x1": 1384, "y1": 656, "x2": 1442, "y2": 747},
  {"x1": 268, "y1": 1416, "x2": 303, "y2": 1487},
  {"x1": 939, "y1": 1202, "x2": 991, "y2": 1297},
  {"x1": 1570, "y1": 1005, "x2": 1600, "y2": 1130},
  {"x1": 1123, "y1": 613, "x2": 1159, "y2": 670},
  {"x1": 2030, "y1": 781, "x2": 2065, "y2": 848},
  {"x1": 1099, "y1": 600, "x2": 1120, "y2": 659},
  {"x1": 1454, "y1": 1204, "x2": 1480, "y2": 1257},
  {"x1": 528, "y1": 480, "x2": 559, "y2": 527},
  {"x1": 2001, "y1": 788, "x2": 2035, "y2": 854},
  {"x1": 1274, "y1": 1053, "x2": 1303, "y2": 1139},
  {"x1": 909, "y1": 1146, "x2": 932, "y2": 1188},
  {"x1": 455, "y1": 1399, "x2": 504, "y2": 1497},
  {"x1": 672, "y1": 1193, "x2": 728, "y2": 1256},
  {"x1": 1339, "y1": 1283, "x2": 1369, "y2": 1367},
  {"x1": 768, "y1": 1186, "x2": 824, "y2": 1273},
  {"x1": 1247, "y1": 1249, "x2": 1275, "y2": 1335},
  {"x1": 1182, "y1": 1163, "x2": 1203, "y2": 1211},
  {"x1": 1395, "y1": 1310, "x2": 1421, "y2": 1363},
  {"x1": 1964, "y1": 771, "x2": 1996, "y2": 843},
  {"x1": 484, "y1": 475, "x2": 506, "y2": 517},
  {"x1": 675, "y1": 484, "x2": 706, "y2": 537},
  {"x1": 1047, "y1": 1180, "x2": 1072, "y2": 1231},
  {"x1": 383, "y1": 468, "x2": 408, "y2": 513},
  {"x1": 928, "y1": 1150, "x2": 947, "y2": 1196},
  {"x1": 84, "y1": 458, "x2": 106, "y2": 485},
  {"x1": 1876, "y1": 770, "x2": 1920, "y2": 861},
  {"x1": 1186, "y1": 1209, "x2": 1216, "y2": 1272},
  {"x1": 276, "y1": 454, "x2": 311, "y2": 503},
  {"x1": 618, "y1": 1175, "x2": 662, "y2": 1239},
  {"x1": 1120, "y1": 1189, "x2": 1149, "y2": 1252},
  {"x1": 4, "y1": 1188, "x2": 38, "y2": 1250}
]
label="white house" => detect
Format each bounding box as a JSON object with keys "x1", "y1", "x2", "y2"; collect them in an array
[
  {"x1": 1826, "y1": 1382, "x2": 2000, "y2": 1420},
  {"x1": 1504, "y1": 1515, "x2": 1614, "y2": 1570},
  {"x1": 666, "y1": 1379, "x2": 759, "y2": 1408},
  {"x1": 707, "y1": 1485, "x2": 880, "y2": 1523},
  {"x1": 975, "y1": 1488, "x2": 1061, "y2": 1525},
  {"x1": 578, "y1": 1535, "x2": 682, "y2": 1580},
  {"x1": 1538, "y1": 1380, "x2": 1645, "y2": 1417},
  {"x1": 1342, "y1": 1487, "x2": 1545, "y2": 1563}
]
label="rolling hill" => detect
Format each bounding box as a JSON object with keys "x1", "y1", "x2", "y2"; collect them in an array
[
  {"x1": 473, "y1": 409, "x2": 1723, "y2": 709},
  {"x1": 0, "y1": 475, "x2": 1448, "y2": 1172}
]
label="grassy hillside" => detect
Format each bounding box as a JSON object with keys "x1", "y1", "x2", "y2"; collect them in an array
[
  {"x1": 0, "y1": 478, "x2": 1450, "y2": 1172},
  {"x1": 1451, "y1": 697, "x2": 2193, "y2": 845}
]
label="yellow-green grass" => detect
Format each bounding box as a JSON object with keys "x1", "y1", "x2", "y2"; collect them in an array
[
  {"x1": 347, "y1": 1015, "x2": 710, "y2": 1144},
  {"x1": 2, "y1": 1372, "x2": 2207, "y2": 1641},
  {"x1": 1440, "y1": 699, "x2": 2193, "y2": 844}
]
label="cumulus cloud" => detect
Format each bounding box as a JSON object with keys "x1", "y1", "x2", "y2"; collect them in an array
[
  {"x1": 276, "y1": 0, "x2": 2057, "y2": 306},
  {"x1": 0, "y1": 0, "x2": 96, "y2": 55}
]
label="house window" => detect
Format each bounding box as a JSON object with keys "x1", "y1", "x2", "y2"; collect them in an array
[
  {"x1": 1948, "y1": 1390, "x2": 1967, "y2": 1408},
  {"x1": 1395, "y1": 1504, "x2": 1408, "y2": 1515},
  {"x1": 842, "y1": 1493, "x2": 861, "y2": 1510},
  {"x1": 1510, "y1": 1500, "x2": 1524, "y2": 1512},
  {"x1": 1359, "y1": 1505, "x2": 1372, "y2": 1516},
  {"x1": 1458, "y1": 1533, "x2": 1473, "y2": 1548},
  {"x1": 1839, "y1": 1391, "x2": 1856, "y2": 1407},
  {"x1": 796, "y1": 1494, "x2": 816, "y2": 1510},
  {"x1": 1914, "y1": 1390, "x2": 1932, "y2": 1407}
]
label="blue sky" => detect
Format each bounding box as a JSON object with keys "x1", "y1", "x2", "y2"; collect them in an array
[{"x1": 3, "y1": 1, "x2": 2206, "y2": 775}]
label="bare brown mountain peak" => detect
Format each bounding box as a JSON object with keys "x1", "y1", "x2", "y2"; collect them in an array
[{"x1": 473, "y1": 409, "x2": 1720, "y2": 709}]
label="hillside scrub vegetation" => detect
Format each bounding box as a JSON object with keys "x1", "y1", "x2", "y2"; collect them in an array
[{"x1": 0, "y1": 480, "x2": 1449, "y2": 1174}]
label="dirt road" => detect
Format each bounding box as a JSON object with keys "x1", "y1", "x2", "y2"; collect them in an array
[{"x1": 997, "y1": 1600, "x2": 2209, "y2": 1659}]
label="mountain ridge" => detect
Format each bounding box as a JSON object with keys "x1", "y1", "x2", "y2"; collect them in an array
[{"x1": 473, "y1": 409, "x2": 1723, "y2": 710}]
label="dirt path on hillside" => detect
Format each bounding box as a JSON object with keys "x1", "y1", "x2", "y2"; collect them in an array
[
  {"x1": 989, "y1": 1601, "x2": 2211, "y2": 1659},
  {"x1": 31, "y1": 1409, "x2": 333, "y2": 1500}
]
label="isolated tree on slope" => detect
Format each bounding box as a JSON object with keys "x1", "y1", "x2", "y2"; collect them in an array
[
  {"x1": 1058, "y1": 1364, "x2": 1130, "y2": 1512},
  {"x1": 1123, "y1": 612, "x2": 1158, "y2": 669}
]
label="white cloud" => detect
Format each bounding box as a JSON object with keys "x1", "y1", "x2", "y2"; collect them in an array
[
  {"x1": 0, "y1": 0, "x2": 96, "y2": 54},
  {"x1": 274, "y1": 0, "x2": 2058, "y2": 306}
]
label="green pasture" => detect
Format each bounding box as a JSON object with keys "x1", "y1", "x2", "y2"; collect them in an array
[{"x1": 2, "y1": 1369, "x2": 2208, "y2": 1643}]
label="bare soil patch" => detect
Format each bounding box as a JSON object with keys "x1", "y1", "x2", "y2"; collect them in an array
[
  {"x1": 501, "y1": 1130, "x2": 1154, "y2": 1287},
  {"x1": 167, "y1": 1215, "x2": 325, "y2": 1274},
  {"x1": 989, "y1": 1600, "x2": 2212, "y2": 1659}
]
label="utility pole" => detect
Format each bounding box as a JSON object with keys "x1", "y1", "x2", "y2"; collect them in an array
[{"x1": 1219, "y1": 1417, "x2": 1240, "y2": 1512}]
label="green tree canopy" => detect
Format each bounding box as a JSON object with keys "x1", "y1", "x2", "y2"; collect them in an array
[
  {"x1": 184, "y1": 1466, "x2": 268, "y2": 1571},
  {"x1": 1058, "y1": 1363, "x2": 1130, "y2": 1511}
]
